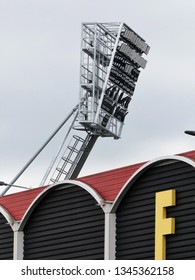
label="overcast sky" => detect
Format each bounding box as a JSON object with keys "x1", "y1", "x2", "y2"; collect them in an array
[{"x1": 0, "y1": 0, "x2": 195, "y2": 193}]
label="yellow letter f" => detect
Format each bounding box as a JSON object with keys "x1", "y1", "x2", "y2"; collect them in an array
[{"x1": 155, "y1": 189, "x2": 176, "y2": 260}]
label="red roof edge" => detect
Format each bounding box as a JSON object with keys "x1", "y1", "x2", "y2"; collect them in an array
[{"x1": 0, "y1": 149, "x2": 195, "y2": 221}]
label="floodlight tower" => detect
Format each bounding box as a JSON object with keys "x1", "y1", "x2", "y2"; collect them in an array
[
  {"x1": 1, "y1": 22, "x2": 150, "y2": 195},
  {"x1": 48, "y1": 22, "x2": 150, "y2": 184}
]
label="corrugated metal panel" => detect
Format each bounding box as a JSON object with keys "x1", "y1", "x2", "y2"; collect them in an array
[
  {"x1": 116, "y1": 160, "x2": 195, "y2": 260},
  {"x1": 0, "y1": 213, "x2": 13, "y2": 260},
  {"x1": 23, "y1": 185, "x2": 104, "y2": 260}
]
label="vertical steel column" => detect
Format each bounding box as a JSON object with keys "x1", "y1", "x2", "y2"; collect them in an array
[
  {"x1": 103, "y1": 203, "x2": 116, "y2": 260},
  {"x1": 13, "y1": 223, "x2": 23, "y2": 260}
]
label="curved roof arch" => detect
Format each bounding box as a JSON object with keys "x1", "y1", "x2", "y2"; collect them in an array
[
  {"x1": 0, "y1": 205, "x2": 15, "y2": 229},
  {"x1": 19, "y1": 179, "x2": 106, "y2": 231},
  {"x1": 111, "y1": 155, "x2": 195, "y2": 213}
]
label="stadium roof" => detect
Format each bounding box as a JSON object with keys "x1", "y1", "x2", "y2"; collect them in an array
[{"x1": 0, "y1": 150, "x2": 195, "y2": 221}]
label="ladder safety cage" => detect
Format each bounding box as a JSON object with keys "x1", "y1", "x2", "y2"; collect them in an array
[
  {"x1": 49, "y1": 133, "x2": 98, "y2": 184},
  {"x1": 49, "y1": 135, "x2": 86, "y2": 183},
  {"x1": 78, "y1": 22, "x2": 150, "y2": 139}
]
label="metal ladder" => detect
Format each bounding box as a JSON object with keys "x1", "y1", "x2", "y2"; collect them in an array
[{"x1": 49, "y1": 133, "x2": 98, "y2": 184}]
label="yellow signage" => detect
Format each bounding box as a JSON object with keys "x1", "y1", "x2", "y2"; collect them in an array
[{"x1": 155, "y1": 189, "x2": 176, "y2": 260}]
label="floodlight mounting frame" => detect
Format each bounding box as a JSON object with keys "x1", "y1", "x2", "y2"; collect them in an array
[{"x1": 77, "y1": 22, "x2": 150, "y2": 139}]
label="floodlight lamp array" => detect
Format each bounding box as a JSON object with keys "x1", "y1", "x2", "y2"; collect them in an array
[{"x1": 77, "y1": 22, "x2": 150, "y2": 139}]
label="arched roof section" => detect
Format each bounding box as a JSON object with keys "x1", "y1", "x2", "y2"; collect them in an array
[
  {"x1": 111, "y1": 155, "x2": 195, "y2": 212},
  {"x1": 19, "y1": 179, "x2": 105, "y2": 230},
  {"x1": 77, "y1": 162, "x2": 144, "y2": 201},
  {"x1": 0, "y1": 186, "x2": 47, "y2": 221},
  {"x1": 0, "y1": 205, "x2": 15, "y2": 229}
]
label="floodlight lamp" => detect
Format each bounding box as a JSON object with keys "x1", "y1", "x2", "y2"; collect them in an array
[{"x1": 77, "y1": 22, "x2": 150, "y2": 139}]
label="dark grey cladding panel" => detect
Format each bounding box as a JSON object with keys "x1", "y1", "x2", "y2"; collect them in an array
[
  {"x1": 0, "y1": 213, "x2": 13, "y2": 260},
  {"x1": 24, "y1": 185, "x2": 104, "y2": 260},
  {"x1": 116, "y1": 160, "x2": 195, "y2": 260}
]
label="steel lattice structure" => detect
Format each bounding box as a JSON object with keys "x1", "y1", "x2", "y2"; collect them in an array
[{"x1": 78, "y1": 22, "x2": 150, "y2": 139}]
